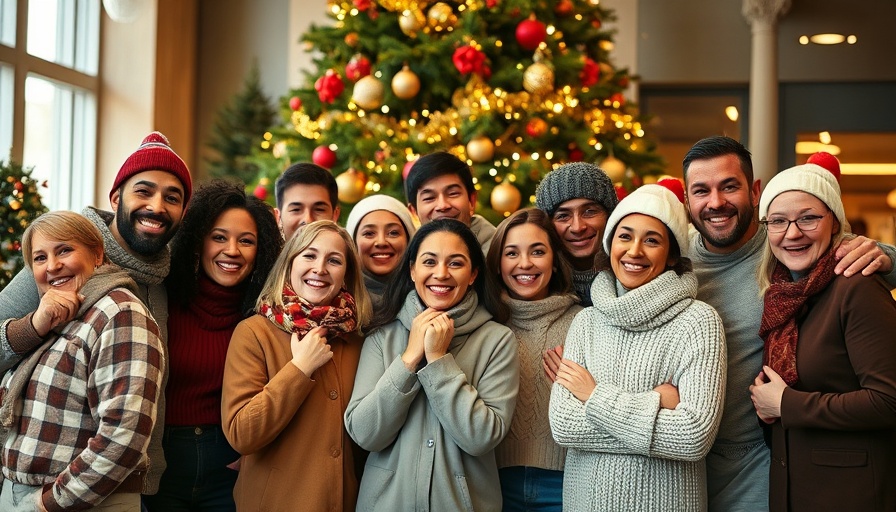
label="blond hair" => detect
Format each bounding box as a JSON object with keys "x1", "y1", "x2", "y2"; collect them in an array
[
  {"x1": 21, "y1": 211, "x2": 105, "y2": 269},
  {"x1": 256, "y1": 220, "x2": 371, "y2": 330}
]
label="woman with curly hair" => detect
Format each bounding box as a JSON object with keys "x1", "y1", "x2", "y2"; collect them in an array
[{"x1": 145, "y1": 180, "x2": 281, "y2": 512}]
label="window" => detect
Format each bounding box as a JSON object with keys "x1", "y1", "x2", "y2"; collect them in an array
[{"x1": 0, "y1": 0, "x2": 99, "y2": 210}]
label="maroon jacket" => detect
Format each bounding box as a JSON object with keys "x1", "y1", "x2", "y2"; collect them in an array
[{"x1": 768, "y1": 274, "x2": 896, "y2": 511}]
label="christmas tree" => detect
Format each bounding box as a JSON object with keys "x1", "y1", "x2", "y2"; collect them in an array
[
  {"x1": 1, "y1": 160, "x2": 48, "y2": 290},
  {"x1": 206, "y1": 62, "x2": 278, "y2": 185},
  {"x1": 252, "y1": 0, "x2": 663, "y2": 222}
]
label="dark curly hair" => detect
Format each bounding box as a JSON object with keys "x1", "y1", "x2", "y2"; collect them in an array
[{"x1": 166, "y1": 179, "x2": 282, "y2": 315}]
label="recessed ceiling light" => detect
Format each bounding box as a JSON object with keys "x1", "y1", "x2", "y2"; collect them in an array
[
  {"x1": 810, "y1": 33, "x2": 846, "y2": 45},
  {"x1": 795, "y1": 141, "x2": 841, "y2": 155},
  {"x1": 847, "y1": 35, "x2": 857, "y2": 44},
  {"x1": 799, "y1": 35, "x2": 809, "y2": 45},
  {"x1": 725, "y1": 106, "x2": 739, "y2": 122}
]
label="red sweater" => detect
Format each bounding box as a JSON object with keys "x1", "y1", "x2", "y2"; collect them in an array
[{"x1": 165, "y1": 275, "x2": 245, "y2": 426}]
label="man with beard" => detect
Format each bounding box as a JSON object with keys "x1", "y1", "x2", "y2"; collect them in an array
[
  {"x1": 0, "y1": 131, "x2": 192, "y2": 497},
  {"x1": 534, "y1": 162, "x2": 619, "y2": 306},
  {"x1": 683, "y1": 136, "x2": 896, "y2": 512}
]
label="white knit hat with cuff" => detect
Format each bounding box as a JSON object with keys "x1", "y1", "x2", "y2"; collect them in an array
[
  {"x1": 758, "y1": 163, "x2": 847, "y2": 231},
  {"x1": 345, "y1": 194, "x2": 418, "y2": 241},
  {"x1": 602, "y1": 184, "x2": 690, "y2": 257}
]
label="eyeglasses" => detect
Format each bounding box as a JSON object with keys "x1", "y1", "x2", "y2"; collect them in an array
[{"x1": 760, "y1": 211, "x2": 830, "y2": 234}]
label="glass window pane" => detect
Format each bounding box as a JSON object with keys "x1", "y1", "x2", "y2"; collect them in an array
[
  {"x1": 23, "y1": 74, "x2": 96, "y2": 210},
  {"x1": 0, "y1": 0, "x2": 15, "y2": 47},
  {"x1": 26, "y1": 0, "x2": 99, "y2": 76},
  {"x1": 0, "y1": 64, "x2": 12, "y2": 157}
]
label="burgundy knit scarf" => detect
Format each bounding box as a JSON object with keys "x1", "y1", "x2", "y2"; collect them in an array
[
  {"x1": 258, "y1": 282, "x2": 358, "y2": 338},
  {"x1": 759, "y1": 247, "x2": 837, "y2": 386}
]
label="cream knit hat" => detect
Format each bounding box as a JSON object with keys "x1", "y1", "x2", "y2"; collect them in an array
[
  {"x1": 759, "y1": 163, "x2": 847, "y2": 230},
  {"x1": 345, "y1": 194, "x2": 417, "y2": 241},
  {"x1": 603, "y1": 184, "x2": 689, "y2": 256}
]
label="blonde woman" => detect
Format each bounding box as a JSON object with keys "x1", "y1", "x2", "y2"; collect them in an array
[{"x1": 222, "y1": 220, "x2": 371, "y2": 512}]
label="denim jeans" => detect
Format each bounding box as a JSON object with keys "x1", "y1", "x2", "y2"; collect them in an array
[
  {"x1": 142, "y1": 425, "x2": 239, "y2": 512},
  {"x1": 499, "y1": 466, "x2": 563, "y2": 512}
]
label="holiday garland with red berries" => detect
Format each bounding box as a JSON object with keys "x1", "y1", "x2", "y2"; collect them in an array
[
  {"x1": 1, "y1": 160, "x2": 48, "y2": 290},
  {"x1": 251, "y1": 0, "x2": 663, "y2": 222}
]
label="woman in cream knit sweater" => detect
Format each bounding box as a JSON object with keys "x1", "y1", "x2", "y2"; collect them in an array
[
  {"x1": 486, "y1": 208, "x2": 582, "y2": 511},
  {"x1": 549, "y1": 184, "x2": 726, "y2": 512}
]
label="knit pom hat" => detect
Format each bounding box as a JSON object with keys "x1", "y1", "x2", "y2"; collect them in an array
[
  {"x1": 603, "y1": 184, "x2": 689, "y2": 257},
  {"x1": 759, "y1": 163, "x2": 847, "y2": 231},
  {"x1": 345, "y1": 194, "x2": 417, "y2": 241},
  {"x1": 534, "y1": 162, "x2": 618, "y2": 217},
  {"x1": 110, "y1": 132, "x2": 192, "y2": 202},
  {"x1": 806, "y1": 151, "x2": 841, "y2": 182}
]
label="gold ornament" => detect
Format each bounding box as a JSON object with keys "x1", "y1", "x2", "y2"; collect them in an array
[
  {"x1": 392, "y1": 66, "x2": 421, "y2": 100},
  {"x1": 352, "y1": 75, "x2": 385, "y2": 110},
  {"x1": 399, "y1": 9, "x2": 426, "y2": 37},
  {"x1": 335, "y1": 168, "x2": 368, "y2": 203},
  {"x1": 379, "y1": 0, "x2": 417, "y2": 12},
  {"x1": 490, "y1": 181, "x2": 522, "y2": 215},
  {"x1": 427, "y1": 2, "x2": 457, "y2": 32},
  {"x1": 523, "y1": 62, "x2": 554, "y2": 95},
  {"x1": 466, "y1": 136, "x2": 495, "y2": 163},
  {"x1": 600, "y1": 155, "x2": 627, "y2": 182}
]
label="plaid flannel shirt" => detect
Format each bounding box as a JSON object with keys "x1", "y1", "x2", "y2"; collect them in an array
[{"x1": 1, "y1": 288, "x2": 163, "y2": 511}]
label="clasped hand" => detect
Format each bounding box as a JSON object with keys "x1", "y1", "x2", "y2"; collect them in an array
[
  {"x1": 290, "y1": 326, "x2": 332, "y2": 378},
  {"x1": 32, "y1": 288, "x2": 85, "y2": 337},
  {"x1": 402, "y1": 308, "x2": 454, "y2": 371},
  {"x1": 749, "y1": 365, "x2": 786, "y2": 423}
]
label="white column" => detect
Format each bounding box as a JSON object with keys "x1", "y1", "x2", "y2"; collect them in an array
[{"x1": 742, "y1": 0, "x2": 790, "y2": 190}]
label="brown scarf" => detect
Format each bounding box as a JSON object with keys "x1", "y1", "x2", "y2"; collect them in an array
[
  {"x1": 759, "y1": 247, "x2": 837, "y2": 385},
  {"x1": 259, "y1": 282, "x2": 358, "y2": 337}
]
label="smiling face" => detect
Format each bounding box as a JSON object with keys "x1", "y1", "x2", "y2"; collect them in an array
[
  {"x1": 289, "y1": 229, "x2": 348, "y2": 306},
  {"x1": 500, "y1": 223, "x2": 553, "y2": 301},
  {"x1": 200, "y1": 208, "x2": 258, "y2": 288},
  {"x1": 766, "y1": 191, "x2": 838, "y2": 274},
  {"x1": 110, "y1": 170, "x2": 186, "y2": 257},
  {"x1": 685, "y1": 153, "x2": 760, "y2": 254},
  {"x1": 609, "y1": 213, "x2": 674, "y2": 290},
  {"x1": 30, "y1": 232, "x2": 103, "y2": 295},
  {"x1": 410, "y1": 231, "x2": 478, "y2": 310},
  {"x1": 356, "y1": 210, "x2": 408, "y2": 276},
  {"x1": 551, "y1": 198, "x2": 608, "y2": 269},
  {"x1": 409, "y1": 174, "x2": 475, "y2": 226},
  {"x1": 275, "y1": 184, "x2": 340, "y2": 241}
]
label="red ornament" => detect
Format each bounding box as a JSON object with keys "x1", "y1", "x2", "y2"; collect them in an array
[
  {"x1": 486, "y1": 0, "x2": 498, "y2": 8},
  {"x1": 312, "y1": 145, "x2": 338, "y2": 169},
  {"x1": 614, "y1": 185, "x2": 628, "y2": 201},
  {"x1": 592, "y1": 18, "x2": 602, "y2": 29},
  {"x1": 353, "y1": 0, "x2": 371, "y2": 9},
  {"x1": 555, "y1": 0, "x2": 574, "y2": 16},
  {"x1": 516, "y1": 18, "x2": 547, "y2": 51},
  {"x1": 617, "y1": 75, "x2": 630, "y2": 88},
  {"x1": 253, "y1": 184, "x2": 268, "y2": 201},
  {"x1": 609, "y1": 92, "x2": 625, "y2": 106},
  {"x1": 344, "y1": 32, "x2": 359, "y2": 47},
  {"x1": 657, "y1": 177, "x2": 686, "y2": 204},
  {"x1": 453, "y1": 45, "x2": 487, "y2": 76},
  {"x1": 14, "y1": 181, "x2": 24, "y2": 192},
  {"x1": 568, "y1": 147, "x2": 584, "y2": 161},
  {"x1": 288, "y1": 96, "x2": 302, "y2": 111},
  {"x1": 579, "y1": 58, "x2": 600, "y2": 88},
  {"x1": 526, "y1": 118, "x2": 548, "y2": 138},
  {"x1": 345, "y1": 55, "x2": 371, "y2": 82},
  {"x1": 314, "y1": 70, "x2": 345, "y2": 104},
  {"x1": 403, "y1": 158, "x2": 417, "y2": 180}
]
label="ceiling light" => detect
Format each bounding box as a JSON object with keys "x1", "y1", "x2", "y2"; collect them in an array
[
  {"x1": 795, "y1": 141, "x2": 841, "y2": 155},
  {"x1": 819, "y1": 131, "x2": 831, "y2": 144},
  {"x1": 847, "y1": 35, "x2": 857, "y2": 44},
  {"x1": 840, "y1": 164, "x2": 896, "y2": 176},
  {"x1": 725, "y1": 106, "x2": 739, "y2": 122},
  {"x1": 799, "y1": 35, "x2": 809, "y2": 45},
  {"x1": 809, "y1": 33, "x2": 846, "y2": 45}
]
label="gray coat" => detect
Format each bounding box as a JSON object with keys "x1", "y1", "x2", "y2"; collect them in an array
[{"x1": 345, "y1": 291, "x2": 519, "y2": 512}]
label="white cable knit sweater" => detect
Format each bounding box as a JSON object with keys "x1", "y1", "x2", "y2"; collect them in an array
[{"x1": 549, "y1": 270, "x2": 726, "y2": 512}]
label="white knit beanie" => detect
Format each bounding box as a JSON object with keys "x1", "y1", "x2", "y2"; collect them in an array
[
  {"x1": 603, "y1": 184, "x2": 689, "y2": 257},
  {"x1": 345, "y1": 194, "x2": 417, "y2": 241},
  {"x1": 758, "y1": 163, "x2": 846, "y2": 230}
]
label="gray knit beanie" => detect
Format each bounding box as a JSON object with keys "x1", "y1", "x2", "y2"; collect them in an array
[{"x1": 535, "y1": 162, "x2": 618, "y2": 217}]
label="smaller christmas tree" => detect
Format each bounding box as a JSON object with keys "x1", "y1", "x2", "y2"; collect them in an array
[
  {"x1": 206, "y1": 62, "x2": 278, "y2": 185},
  {"x1": 1, "y1": 159, "x2": 48, "y2": 290}
]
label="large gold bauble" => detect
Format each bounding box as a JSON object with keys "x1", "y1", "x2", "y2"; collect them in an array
[
  {"x1": 336, "y1": 168, "x2": 368, "y2": 204},
  {"x1": 466, "y1": 136, "x2": 495, "y2": 163},
  {"x1": 399, "y1": 9, "x2": 426, "y2": 37},
  {"x1": 600, "y1": 155, "x2": 626, "y2": 182},
  {"x1": 392, "y1": 66, "x2": 421, "y2": 100},
  {"x1": 427, "y1": 2, "x2": 456, "y2": 31},
  {"x1": 352, "y1": 76, "x2": 385, "y2": 111},
  {"x1": 490, "y1": 181, "x2": 522, "y2": 215},
  {"x1": 523, "y1": 62, "x2": 554, "y2": 95}
]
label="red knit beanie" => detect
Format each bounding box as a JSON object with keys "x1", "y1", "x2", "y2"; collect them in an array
[{"x1": 109, "y1": 132, "x2": 192, "y2": 202}]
